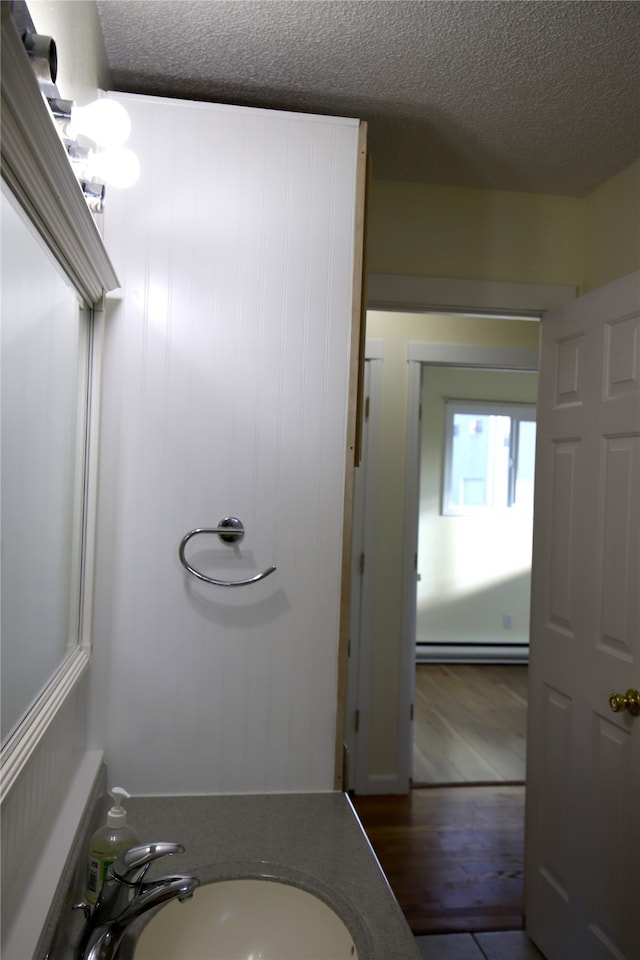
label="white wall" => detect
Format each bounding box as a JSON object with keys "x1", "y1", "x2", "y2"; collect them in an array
[
  {"x1": 418, "y1": 366, "x2": 538, "y2": 655},
  {"x1": 90, "y1": 93, "x2": 361, "y2": 793}
]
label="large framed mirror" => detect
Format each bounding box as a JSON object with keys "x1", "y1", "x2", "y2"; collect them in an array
[
  {"x1": 1, "y1": 181, "x2": 91, "y2": 744},
  {"x1": 0, "y1": 6, "x2": 118, "y2": 799}
]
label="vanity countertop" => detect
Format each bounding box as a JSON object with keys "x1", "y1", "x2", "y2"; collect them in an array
[{"x1": 113, "y1": 791, "x2": 421, "y2": 960}]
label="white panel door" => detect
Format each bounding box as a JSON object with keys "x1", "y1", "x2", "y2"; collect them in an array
[{"x1": 526, "y1": 272, "x2": 640, "y2": 959}]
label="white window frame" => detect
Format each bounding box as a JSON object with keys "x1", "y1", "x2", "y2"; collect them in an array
[{"x1": 442, "y1": 399, "x2": 536, "y2": 516}]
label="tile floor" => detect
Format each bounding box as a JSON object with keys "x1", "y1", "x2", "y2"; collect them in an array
[{"x1": 415, "y1": 930, "x2": 544, "y2": 960}]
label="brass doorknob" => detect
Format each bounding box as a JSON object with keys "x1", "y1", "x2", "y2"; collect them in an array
[{"x1": 609, "y1": 689, "x2": 640, "y2": 717}]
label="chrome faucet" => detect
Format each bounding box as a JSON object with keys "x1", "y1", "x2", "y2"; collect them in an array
[{"x1": 74, "y1": 842, "x2": 200, "y2": 960}]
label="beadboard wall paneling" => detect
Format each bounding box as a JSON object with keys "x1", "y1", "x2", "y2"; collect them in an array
[
  {"x1": 0, "y1": 680, "x2": 87, "y2": 956},
  {"x1": 91, "y1": 94, "x2": 361, "y2": 793}
]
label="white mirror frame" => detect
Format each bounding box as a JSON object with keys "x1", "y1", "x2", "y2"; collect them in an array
[{"x1": 0, "y1": 8, "x2": 119, "y2": 801}]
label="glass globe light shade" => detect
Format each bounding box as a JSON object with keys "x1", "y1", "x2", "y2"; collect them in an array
[
  {"x1": 88, "y1": 147, "x2": 140, "y2": 189},
  {"x1": 69, "y1": 99, "x2": 132, "y2": 149}
]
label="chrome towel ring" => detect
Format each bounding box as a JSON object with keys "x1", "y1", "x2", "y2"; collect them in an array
[{"x1": 178, "y1": 517, "x2": 277, "y2": 587}]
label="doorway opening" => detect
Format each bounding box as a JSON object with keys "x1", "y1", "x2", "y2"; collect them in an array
[
  {"x1": 347, "y1": 308, "x2": 542, "y2": 796},
  {"x1": 413, "y1": 363, "x2": 537, "y2": 786},
  {"x1": 349, "y1": 315, "x2": 541, "y2": 937},
  {"x1": 346, "y1": 276, "x2": 578, "y2": 944}
]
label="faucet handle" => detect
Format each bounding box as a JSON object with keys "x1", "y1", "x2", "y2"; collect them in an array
[{"x1": 112, "y1": 842, "x2": 185, "y2": 885}]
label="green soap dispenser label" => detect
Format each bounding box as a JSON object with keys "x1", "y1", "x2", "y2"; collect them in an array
[
  {"x1": 86, "y1": 856, "x2": 101, "y2": 901},
  {"x1": 86, "y1": 856, "x2": 115, "y2": 902}
]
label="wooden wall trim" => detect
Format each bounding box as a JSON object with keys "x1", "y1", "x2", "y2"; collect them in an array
[{"x1": 335, "y1": 120, "x2": 368, "y2": 789}]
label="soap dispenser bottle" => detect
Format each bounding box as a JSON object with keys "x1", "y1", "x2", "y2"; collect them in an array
[{"x1": 85, "y1": 787, "x2": 140, "y2": 904}]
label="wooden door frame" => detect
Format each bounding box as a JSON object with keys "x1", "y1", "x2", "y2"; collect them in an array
[
  {"x1": 347, "y1": 341, "x2": 384, "y2": 793},
  {"x1": 362, "y1": 274, "x2": 576, "y2": 794}
]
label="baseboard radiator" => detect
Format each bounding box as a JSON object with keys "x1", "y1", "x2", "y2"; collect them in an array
[{"x1": 416, "y1": 643, "x2": 529, "y2": 664}]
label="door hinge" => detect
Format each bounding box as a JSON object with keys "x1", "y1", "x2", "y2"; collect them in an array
[
  {"x1": 354, "y1": 709, "x2": 360, "y2": 732},
  {"x1": 359, "y1": 552, "x2": 365, "y2": 575},
  {"x1": 365, "y1": 395, "x2": 370, "y2": 420},
  {"x1": 410, "y1": 703, "x2": 414, "y2": 721},
  {"x1": 413, "y1": 552, "x2": 418, "y2": 571}
]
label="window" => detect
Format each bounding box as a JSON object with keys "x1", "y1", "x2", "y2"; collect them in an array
[{"x1": 442, "y1": 400, "x2": 536, "y2": 516}]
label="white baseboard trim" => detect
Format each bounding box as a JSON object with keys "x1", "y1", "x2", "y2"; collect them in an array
[
  {"x1": 4, "y1": 749, "x2": 103, "y2": 960},
  {"x1": 357, "y1": 773, "x2": 407, "y2": 796}
]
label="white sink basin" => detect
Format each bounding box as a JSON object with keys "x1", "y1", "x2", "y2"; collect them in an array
[{"x1": 134, "y1": 877, "x2": 359, "y2": 959}]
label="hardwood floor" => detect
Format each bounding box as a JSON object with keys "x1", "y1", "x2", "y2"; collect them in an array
[
  {"x1": 413, "y1": 664, "x2": 528, "y2": 784},
  {"x1": 352, "y1": 785, "x2": 525, "y2": 936},
  {"x1": 350, "y1": 665, "x2": 529, "y2": 936}
]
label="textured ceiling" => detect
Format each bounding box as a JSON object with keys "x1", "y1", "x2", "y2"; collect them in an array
[{"x1": 96, "y1": 0, "x2": 640, "y2": 197}]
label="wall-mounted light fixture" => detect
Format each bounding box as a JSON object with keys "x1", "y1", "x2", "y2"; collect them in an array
[
  {"x1": 49, "y1": 96, "x2": 140, "y2": 202},
  {"x1": 22, "y1": 30, "x2": 57, "y2": 94},
  {"x1": 21, "y1": 29, "x2": 140, "y2": 213},
  {"x1": 62, "y1": 97, "x2": 131, "y2": 147}
]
